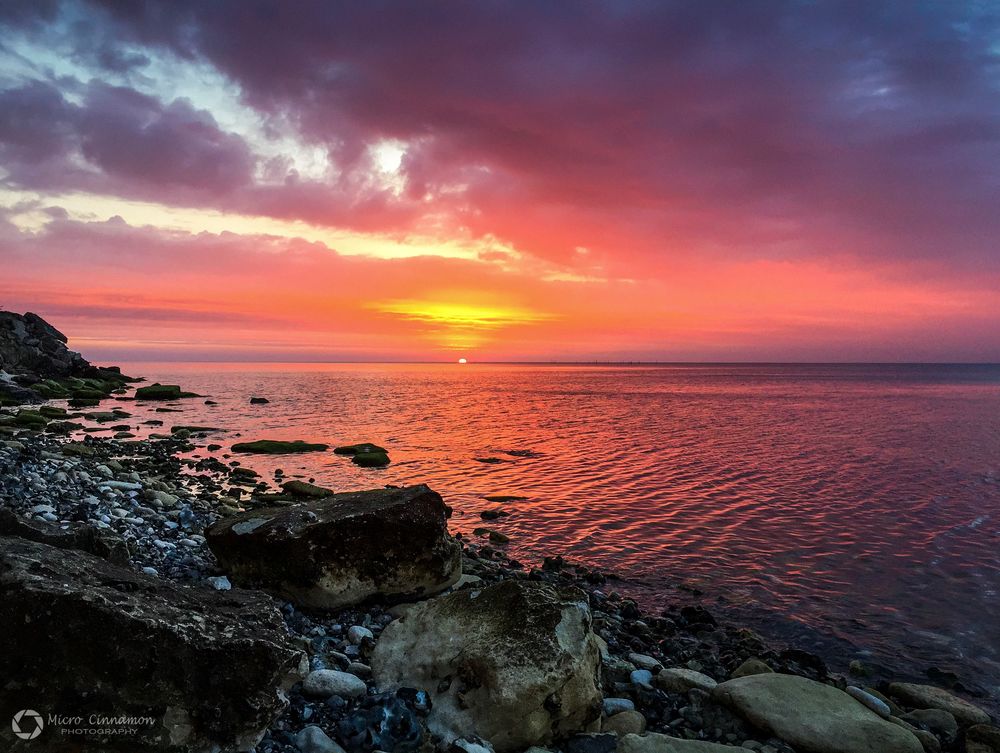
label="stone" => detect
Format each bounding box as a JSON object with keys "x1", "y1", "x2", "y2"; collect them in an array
[
  {"x1": 618, "y1": 732, "x2": 746, "y2": 751},
  {"x1": 629, "y1": 653, "x2": 663, "y2": 671},
  {"x1": 206, "y1": 484, "x2": 462, "y2": 609},
  {"x1": 900, "y1": 708, "x2": 959, "y2": 740},
  {"x1": 334, "y1": 442, "x2": 388, "y2": 455},
  {"x1": 347, "y1": 625, "x2": 374, "y2": 644},
  {"x1": 966, "y1": 724, "x2": 1000, "y2": 753},
  {"x1": 352, "y1": 451, "x2": 390, "y2": 467},
  {"x1": 655, "y1": 668, "x2": 718, "y2": 694},
  {"x1": 0, "y1": 508, "x2": 130, "y2": 565},
  {"x1": 603, "y1": 710, "x2": 647, "y2": 735},
  {"x1": 301, "y1": 669, "x2": 368, "y2": 699},
  {"x1": 847, "y1": 686, "x2": 892, "y2": 718},
  {"x1": 231, "y1": 439, "x2": 330, "y2": 453},
  {"x1": 134, "y1": 383, "x2": 199, "y2": 400},
  {"x1": 887, "y1": 683, "x2": 991, "y2": 727},
  {"x1": 295, "y1": 725, "x2": 346, "y2": 753},
  {"x1": 0, "y1": 536, "x2": 305, "y2": 752},
  {"x1": 451, "y1": 737, "x2": 497, "y2": 753},
  {"x1": 371, "y1": 579, "x2": 602, "y2": 752},
  {"x1": 730, "y1": 658, "x2": 773, "y2": 678},
  {"x1": 566, "y1": 733, "x2": 618, "y2": 753},
  {"x1": 603, "y1": 697, "x2": 636, "y2": 715},
  {"x1": 713, "y1": 673, "x2": 923, "y2": 753},
  {"x1": 631, "y1": 669, "x2": 654, "y2": 687},
  {"x1": 250, "y1": 396, "x2": 270, "y2": 404},
  {"x1": 281, "y1": 479, "x2": 334, "y2": 497}
]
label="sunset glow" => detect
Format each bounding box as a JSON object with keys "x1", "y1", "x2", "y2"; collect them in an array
[{"x1": 1, "y1": 3, "x2": 998, "y2": 361}]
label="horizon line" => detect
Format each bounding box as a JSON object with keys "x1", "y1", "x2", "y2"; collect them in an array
[{"x1": 102, "y1": 359, "x2": 1000, "y2": 366}]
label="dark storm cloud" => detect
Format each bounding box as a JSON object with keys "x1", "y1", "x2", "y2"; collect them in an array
[{"x1": 2, "y1": 0, "x2": 999, "y2": 273}]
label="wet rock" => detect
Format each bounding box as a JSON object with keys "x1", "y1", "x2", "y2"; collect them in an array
[
  {"x1": 334, "y1": 443, "x2": 387, "y2": 455},
  {"x1": 231, "y1": 439, "x2": 330, "y2": 454},
  {"x1": 352, "y1": 451, "x2": 390, "y2": 468},
  {"x1": 250, "y1": 396, "x2": 270, "y2": 404},
  {"x1": 0, "y1": 536, "x2": 306, "y2": 752},
  {"x1": 337, "y1": 691, "x2": 427, "y2": 752},
  {"x1": 206, "y1": 484, "x2": 462, "y2": 609},
  {"x1": 371, "y1": 579, "x2": 602, "y2": 752},
  {"x1": 281, "y1": 479, "x2": 334, "y2": 497},
  {"x1": 900, "y1": 708, "x2": 958, "y2": 740},
  {"x1": 713, "y1": 673, "x2": 923, "y2": 753},
  {"x1": 135, "y1": 383, "x2": 200, "y2": 400},
  {"x1": 887, "y1": 682, "x2": 992, "y2": 727}
]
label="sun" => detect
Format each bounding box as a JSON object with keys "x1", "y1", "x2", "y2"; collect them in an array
[{"x1": 458, "y1": 357, "x2": 468, "y2": 364}]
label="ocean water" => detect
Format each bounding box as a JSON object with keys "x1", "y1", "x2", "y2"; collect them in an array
[{"x1": 117, "y1": 362, "x2": 1000, "y2": 701}]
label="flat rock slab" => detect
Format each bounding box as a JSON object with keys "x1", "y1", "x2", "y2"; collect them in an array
[
  {"x1": 206, "y1": 484, "x2": 461, "y2": 609},
  {"x1": 0, "y1": 536, "x2": 306, "y2": 752},
  {"x1": 619, "y1": 733, "x2": 744, "y2": 752},
  {"x1": 888, "y1": 682, "x2": 992, "y2": 727},
  {"x1": 371, "y1": 579, "x2": 602, "y2": 753},
  {"x1": 0, "y1": 508, "x2": 130, "y2": 564},
  {"x1": 712, "y1": 673, "x2": 923, "y2": 753}
]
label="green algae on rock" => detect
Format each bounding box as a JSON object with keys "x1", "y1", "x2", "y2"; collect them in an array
[
  {"x1": 281, "y1": 479, "x2": 334, "y2": 497},
  {"x1": 134, "y1": 383, "x2": 201, "y2": 400},
  {"x1": 231, "y1": 439, "x2": 330, "y2": 454}
]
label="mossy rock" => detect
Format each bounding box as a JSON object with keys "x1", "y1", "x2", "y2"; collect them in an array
[
  {"x1": 281, "y1": 480, "x2": 334, "y2": 498},
  {"x1": 69, "y1": 398, "x2": 101, "y2": 408},
  {"x1": 472, "y1": 527, "x2": 510, "y2": 544},
  {"x1": 72, "y1": 388, "x2": 108, "y2": 400},
  {"x1": 334, "y1": 442, "x2": 388, "y2": 455},
  {"x1": 38, "y1": 406, "x2": 68, "y2": 418},
  {"x1": 45, "y1": 421, "x2": 84, "y2": 434},
  {"x1": 170, "y1": 426, "x2": 223, "y2": 434},
  {"x1": 14, "y1": 411, "x2": 48, "y2": 427},
  {"x1": 351, "y1": 451, "x2": 390, "y2": 468},
  {"x1": 61, "y1": 442, "x2": 96, "y2": 457},
  {"x1": 135, "y1": 384, "x2": 200, "y2": 400},
  {"x1": 231, "y1": 440, "x2": 330, "y2": 454}
]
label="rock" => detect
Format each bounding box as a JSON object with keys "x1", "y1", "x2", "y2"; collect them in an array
[
  {"x1": 655, "y1": 668, "x2": 718, "y2": 694},
  {"x1": 134, "y1": 383, "x2": 200, "y2": 400},
  {"x1": 231, "y1": 439, "x2": 330, "y2": 454},
  {"x1": 301, "y1": 669, "x2": 368, "y2": 699},
  {"x1": 281, "y1": 479, "x2": 334, "y2": 497},
  {"x1": 0, "y1": 508, "x2": 130, "y2": 565},
  {"x1": 847, "y1": 685, "x2": 892, "y2": 718},
  {"x1": 966, "y1": 724, "x2": 1000, "y2": 753},
  {"x1": 352, "y1": 451, "x2": 390, "y2": 467},
  {"x1": 900, "y1": 709, "x2": 959, "y2": 740},
  {"x1": 566, "y1": 733, "x2": 618, "y2": 753},
  {"x1": 337, "y1": 691, "x2": 428, "y2": 750},
  {"x1": 618, "y1": 732, "x2": 745, "y2": 751},
  {"x1": 630, "y1": 669, "x2": 654, "y2": 688},
  {"x1": 371, "y1": 579, "x2": 603, "y2": 752},
  {"x1": 713, "y1": 673, "x2": 923, "y2": 753},
  {"x1": 629, "y1": 653, "x2": 663, "y2": 671},
  {"x1": 347, "y1": 625, "x2": 374, "y2": 644},
  {"x1": 887, "y1": 683, "x2": 991, "y2": 727},
  {"x1": 0, "y1": 536, "x2": 305, "y2": 752},
  {"x1": 295, "y1": 725, "x2": 346, "y2": 753},
  {"x1": 603, "y1": 698, "x2": 636, "y2": 715},
  {"x1": 334, "y1": 442, "x2": 388, "y2": 455},
  {"x1": 206, "y1": 575, "x2": 232, "y2": 590},
  {"x1": 206, "y1": 484, "x2": 462, "y2": 609},
  {"x1": 730, "y1": 658, "x2": 773, "y2": 678},
  {"x1": 250, "y1": 396, "x2": 270, "y2": 404},
  {"x1": 603, "y1": 710, "x2": 647, "y2": 735},
  {"x1": 451, "y1": 737, "x2": 497, "y2": 753}
]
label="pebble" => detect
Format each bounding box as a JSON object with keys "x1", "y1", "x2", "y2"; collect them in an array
[
  {"x1": 301, "y1": 669, "x2": 367, "y2": 699},
  {"x1": 846, "y1": 685, "x2": 891, "y2": 718},
  {"x1": 630, "y1": 669, "x2": 654, "y2": 688},
  {"x1": 628, "y1": 652, "x2": 662, "y2": 671},
  {"x1": 206, "y1": 576, "x2": 232, "y2": 591},
  {"x1": 602, "y1": 697, "x2": 635, "y2": 715},
  {"x1": 347, "y1": 625, "x2": 374, "y2": 644},
  {"x1": 294, "y1": 725, "x2": 345, "y2": 753}
]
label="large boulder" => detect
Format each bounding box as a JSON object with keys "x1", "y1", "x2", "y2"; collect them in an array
[
  {"x1": 619, "y1": 733, "x2": 745, "y2": 752},
  {"x1": 0, "y1": 536, "x2": 306, "y2": 752},
  {"x1": 206, "y1": 484, "x2": 462, "y2": 609},
  {"x1": 887, "y1": 682, "x2": 992, "y2": 727},
  {"x1": 371, "y1": 579, "x2": 603, "y2": 752},
  {"x1": 712, "y1": 673, "x2": 923, "y2": 753}
]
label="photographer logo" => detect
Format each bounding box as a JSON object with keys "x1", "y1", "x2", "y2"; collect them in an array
[{"x1": 11, "y1": 709, "x2": 43, "y2": 740}]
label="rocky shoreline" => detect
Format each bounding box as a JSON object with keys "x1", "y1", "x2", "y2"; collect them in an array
[{"x1": 0, "y1": 311, "x2": 997, "y2": 753}]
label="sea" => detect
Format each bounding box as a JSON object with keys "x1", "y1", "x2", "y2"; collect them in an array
[{"x1": 116, "y1": 362, "x2": 1000, "y2": 704}]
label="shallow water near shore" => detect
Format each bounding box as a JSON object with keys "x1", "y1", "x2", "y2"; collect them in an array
[{"x1": 110, "y1": 362, "x2": 1000, "y2": 700}]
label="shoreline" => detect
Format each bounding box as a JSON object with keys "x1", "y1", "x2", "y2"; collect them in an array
[{"x1": 2, "y1": 390, "x2": 998, "y2": 751}]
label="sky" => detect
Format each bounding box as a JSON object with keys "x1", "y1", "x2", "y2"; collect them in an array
[{"x1": 1, "y1": 1, "x2": 999, "y2": 362}]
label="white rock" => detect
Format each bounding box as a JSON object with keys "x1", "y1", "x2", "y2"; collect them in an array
[
  {"x1": 847, "y1": 686, "x2": 892, "y2": 718},
  {"x1": 347, "y1": 625, "x2": 374, "y2": 645},
  {"x1": 301, "y1": 669, "x2": 367, "y2": 699},
  {"x1": 207, "y1": 576, "x2": 232, "y2": 591},
  {"x1": 30, "y1": 504, "x2": 56, "y2": 515}
]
